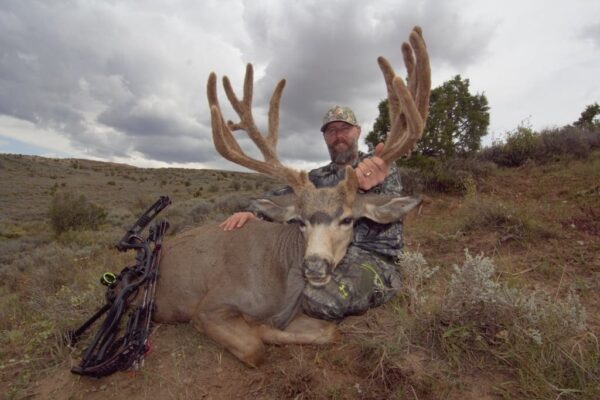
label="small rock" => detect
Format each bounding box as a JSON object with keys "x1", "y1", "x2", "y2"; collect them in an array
[
  {"x1": 577, "y1": 241, "x2": 584, "y2": 246},
  {"x1": 354, "y1": 383, "x2": 362, "y2": 394}
]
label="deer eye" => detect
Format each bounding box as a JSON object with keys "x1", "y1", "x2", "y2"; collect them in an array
[{"x1": 340, "y1": 217, "x2": 354, "y2": 226}]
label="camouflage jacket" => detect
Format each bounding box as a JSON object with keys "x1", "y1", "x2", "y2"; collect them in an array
[{"x1": 263, "y1": 151, "x2": 404, "y2": 258}]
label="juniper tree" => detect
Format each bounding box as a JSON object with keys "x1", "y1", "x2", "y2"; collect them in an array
[
  {"x1": 574, "y1": 102, "x2": 600, "y2": 129},
  {"x1": 366, "y1": 75, "x2": 490, "y2": 159}
]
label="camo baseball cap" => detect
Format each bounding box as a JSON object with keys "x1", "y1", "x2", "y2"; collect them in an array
[{"x1": 320, "y1": 105, "x2": 359, "y2": 132}]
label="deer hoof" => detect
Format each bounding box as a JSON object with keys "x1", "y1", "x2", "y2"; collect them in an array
[{"x1": 240, "y1": 346, "x2": 266, "y2": 368}]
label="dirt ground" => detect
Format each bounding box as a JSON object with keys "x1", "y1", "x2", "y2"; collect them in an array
[
  {"x1": 29, "y1": 316, "x2": 501, "y2": 400},
  {"x1": 2, "y1": 153, "x2": 599, "y2": 399}
]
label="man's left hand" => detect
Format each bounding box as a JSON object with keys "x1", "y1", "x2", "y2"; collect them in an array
[{"x1": 355, "y1": 143, "x2": 389, "y2": 191}]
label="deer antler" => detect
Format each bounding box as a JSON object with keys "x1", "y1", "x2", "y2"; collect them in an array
[
  {"x1": 377, "y1": 26, "x2": 431, "y2": 163},
  {"x1": 207, "y1": 64, "x2": 310, "y2": 192}
]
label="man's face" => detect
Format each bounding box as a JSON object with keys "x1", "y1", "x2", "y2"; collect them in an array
[{"x1": 323, "y1": 122, "x2": 361, "y2": 165}]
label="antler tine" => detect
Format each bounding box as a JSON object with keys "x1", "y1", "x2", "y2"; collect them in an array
[
  {"x1": 404, "y1": 29, "x2": 418, "y2": 98},
  {"x1": 410, "y1": 28, "x2": 431, "y2": 119},
  {"x1": 207, "y1": 72, "x2": 245, "y2": 155},
  {"x1": 207, "y1": 65, "x2": 309, "y2": 192},
  {"x1": 267, "y1": 79, "x2": 285, "y2": 149},
  {"x1": 377, "y1": 26, "x2": 431, "y2": 163}
]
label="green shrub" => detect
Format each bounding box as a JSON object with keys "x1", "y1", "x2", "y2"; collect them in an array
[
  {"x1": 501, "y1": 125, "x2": 543, "y2": 166},
  {"x1": 398, "y1": 156, "x2": 495, "y2": 195},
  {"x1": 457, "y1": 196, "x2": 556, "y2": 242},
  {"x1": 47, "y1": 193, "x2": 107, "y2": 234},
  {"x1": 540, "y1": 126, "x2": 593, "y2": 160},
  {"x1": 478, "y1": 124, "x2": 600, "y2": 167}
]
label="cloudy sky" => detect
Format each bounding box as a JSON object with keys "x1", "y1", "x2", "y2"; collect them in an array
[{"x1": 1, "y1": 0, "x2": 599, "y2": 171}]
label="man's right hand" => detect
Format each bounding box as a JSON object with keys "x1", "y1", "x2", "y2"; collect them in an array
[{"x1": 219, "y1": 211, "x2": 256, "y2": 231}]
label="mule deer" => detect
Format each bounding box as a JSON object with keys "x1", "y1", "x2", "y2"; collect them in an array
[{"x1": 153, "y1": 26, "x2": 431, "y2": 367}]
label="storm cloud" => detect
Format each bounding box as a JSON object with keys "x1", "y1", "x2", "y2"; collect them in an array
[{"x1": 1, "y1": 1, "x2": 599, "y2": 170}]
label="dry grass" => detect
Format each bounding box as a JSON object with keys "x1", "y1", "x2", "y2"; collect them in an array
[{"x1": 1, "y1": 151, "x2": 599, "y2": 399}]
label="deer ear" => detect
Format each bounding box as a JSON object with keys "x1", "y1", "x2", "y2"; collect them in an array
[
  {"x1": 249, "y1": 195, "x2": 298, "y2": 222},
  {"x1": 354, "y1": 195, "x2": 421, "y2": 224}
]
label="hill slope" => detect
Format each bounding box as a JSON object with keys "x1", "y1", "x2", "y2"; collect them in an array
[{"x1": 0, "y1": 153, "x2": 598, "y2": 399}]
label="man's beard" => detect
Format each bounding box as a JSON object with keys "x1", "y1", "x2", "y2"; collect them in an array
[{"x1": 328, "y1": 139, "x2": 358, "y2": 165}]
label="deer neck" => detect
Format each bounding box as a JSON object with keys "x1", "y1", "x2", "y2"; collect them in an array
[
  {"x1": 268, "y1": 224, "x2": 307, "y2": 329},
  {"x1": 274, "y1": 224, "x2": 306, "y2": 273}
]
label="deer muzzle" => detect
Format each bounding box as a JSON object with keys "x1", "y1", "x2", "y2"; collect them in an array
[{"x1": 303, "y1": 256, "x2": 332, "y2": 287}]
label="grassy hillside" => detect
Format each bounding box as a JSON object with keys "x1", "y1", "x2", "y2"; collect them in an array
[{"x1": 0, "y1": 152, "x2": 598, "y2": 399}]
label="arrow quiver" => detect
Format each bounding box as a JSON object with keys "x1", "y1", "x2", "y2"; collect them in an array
[{"x1": 68, "y1": 196, "x2": 171, "y2": 378}]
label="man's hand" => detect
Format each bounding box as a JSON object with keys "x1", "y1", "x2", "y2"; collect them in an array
[
  {"x1": 219, "y1": 211, "x2": 256, "y2": 231},
  {"x1": 355, "y1": 143, "x2": 389, "y2": 191}
]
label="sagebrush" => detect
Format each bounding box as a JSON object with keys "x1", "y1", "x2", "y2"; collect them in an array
[
  {"x1": 47, "y1": 192, "x2": 107, "y2": 234},
  {"x1": 479, "y1": 124, "x2": 600, "y2": 167}
]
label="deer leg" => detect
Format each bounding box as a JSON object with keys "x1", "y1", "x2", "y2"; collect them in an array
[
  {"x1": 192, "y1": 308, "x2": 266, "y2": 367},
  {"x1": 257, "y1": 314, "x2": 340, "y2": 345}
]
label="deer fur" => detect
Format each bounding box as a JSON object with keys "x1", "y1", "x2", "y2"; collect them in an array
[{"x1": 153, "y1": 26, "x2": 431, "y2": 367}]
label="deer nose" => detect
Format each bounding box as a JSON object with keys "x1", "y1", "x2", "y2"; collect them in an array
[{"x1": 303, "y1": 256, "x2": 331, "y2": 280}]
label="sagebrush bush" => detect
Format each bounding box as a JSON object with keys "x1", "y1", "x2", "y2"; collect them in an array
[
  {"x1": 442, "y1": 251, "x2": 589, "y2": 337},
  {"x1": 212, "y1": 193, "x2": 251, "y2": 214},
  {"x1": 47, "y1": 193, "x2": 107, "y2": 234},
  {"x1": 183, "y1": 194, "x2": 250, "y2": 225},
  {"x1": 457, "y1": 195, "x2": 556, "y2": 242},
  {"x1": 540, "y1": 126, "x2": 592, "y2": 160},
  {"x1": 437, "y1": 251, "x2": 597, "y2": 397},
  {"x1": 479, "y1": 125, "x2": 600, "y2": 167},
  {"x1": 398, "y1": 156, "x2": 496, "y2": 195},
  {"x1": 396, "y1": 251, "x2": 438, "y2": 313},
  {"x1": 443, "y1": 251, "x2": 501, "y2": 324},
  {"x1": 444, "y1": 157, "x2": 497, "y2": 178},
  {"x1": 0, "y1": 232, "x2": 50, "y2": 265},
  {"x1": 0, "y1": 239, "x2": 122, "y2": 391},
  {"x1": 189, "y1": 200, "x2": 214, "y2": 224}
]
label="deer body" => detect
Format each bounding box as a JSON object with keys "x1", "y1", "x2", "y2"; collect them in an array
[
  {"x1": 154, "y1": 220, "x2": 306, "y2": 329},
  {"x1": 152, "y1": 26, "x2": 431, "y2": 367}
]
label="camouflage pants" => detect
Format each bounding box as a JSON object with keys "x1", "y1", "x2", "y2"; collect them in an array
[{"x1": 301, "y1": 245, "x2": 401, "y2": 321}]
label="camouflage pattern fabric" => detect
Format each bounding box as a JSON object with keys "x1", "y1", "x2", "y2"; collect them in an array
[
  {"x1": 302, "y1": 245, "x2": 401, "y2": 321},
  {"x1": 320, "y1": 105, "x2": 360, "y2": 132},
  {"x1": 262, "y1": 151, "x2": 405, "y2": 321}
]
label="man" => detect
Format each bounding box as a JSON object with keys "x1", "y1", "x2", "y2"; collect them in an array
[{"x1": 220, "y1": 105, "x2": 404, "y2": 320}]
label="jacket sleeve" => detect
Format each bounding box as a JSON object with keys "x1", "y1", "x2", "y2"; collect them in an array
[{"x1": 352, "y1": 162, "x2": 405, "y2": 258}]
